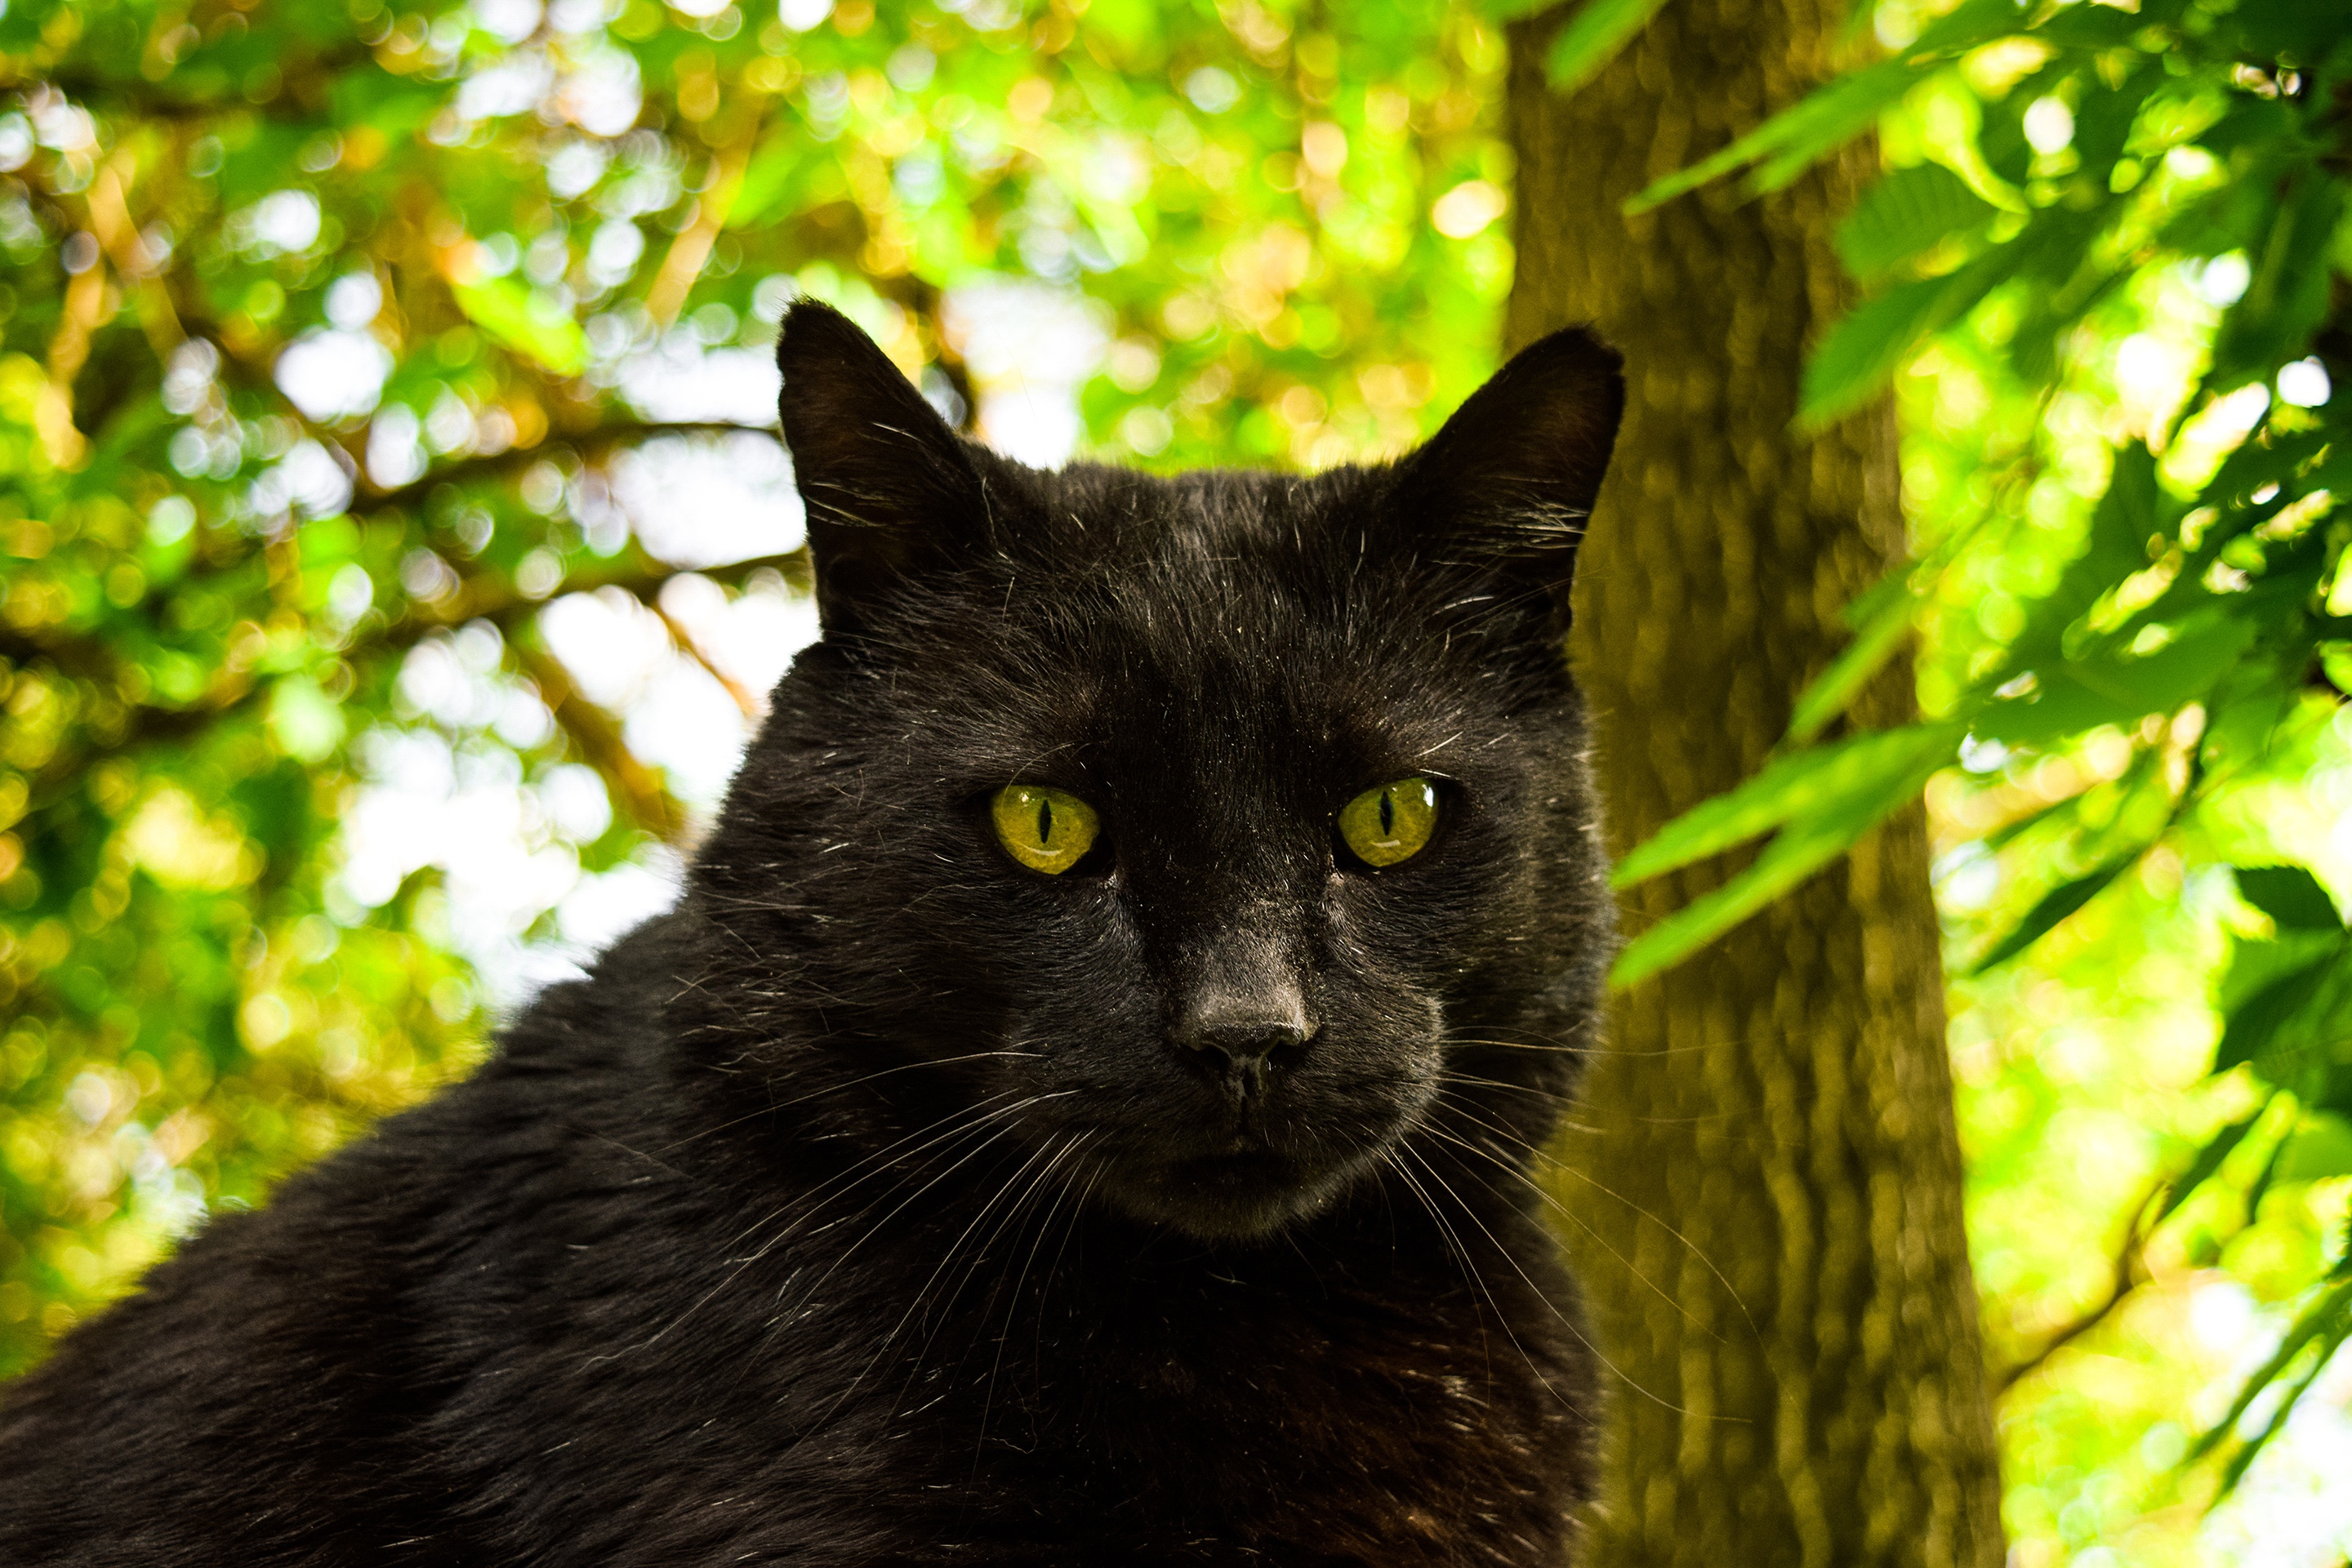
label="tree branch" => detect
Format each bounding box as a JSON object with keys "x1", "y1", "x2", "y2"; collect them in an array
[
  {"x1": 511, "y1": 643, "x2": 684, "y2": 840},
  {"x1": 9, "y1": 548, "x2": 806, "y2": 820},
  {"x1": 1994, "y1": 1173, "x2": 2170, "y2": 1392},
  {"x1": 355, "y1": 420, "x2": 782, "y2": 512}
]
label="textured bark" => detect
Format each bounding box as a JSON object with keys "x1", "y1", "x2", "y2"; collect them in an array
[{"x1": 1503, "y1": 7, "x2": 2006, "y2": 1568}]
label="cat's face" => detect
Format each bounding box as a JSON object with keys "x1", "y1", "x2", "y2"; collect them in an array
[{"x1": 697, "y1": 303, "x2": 1621, "y2": 1241}]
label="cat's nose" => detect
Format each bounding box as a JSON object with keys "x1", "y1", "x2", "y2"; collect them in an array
[{"x1": 1173, "y1": 982, "x2": 1315, "y2": 1084}]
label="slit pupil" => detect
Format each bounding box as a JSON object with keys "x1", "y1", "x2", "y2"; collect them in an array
[
  {"x1": 1379, "y1": 791, "x2": 1394, "y2": 835},
  {"x1": 1037, "y1": 799, "x2": 1054, "y2": 846}
]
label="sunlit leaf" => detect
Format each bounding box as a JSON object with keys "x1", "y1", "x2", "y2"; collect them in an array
[
  {"x1": 1627, "y1": 55, "x2": 1927, "y2": 215},
  {"x1": 1967, "y1": 853, "x2": 2139, "y2": 976},
  {"x1": 2189, "y1": 1276, "x2": 2352, "y2": 1487},
  {"x1": 1973, "y1": 612, "x2": 2260, "y2": 746},
  {"x1": 1802, "y1": 207, "x2": 2109, "y2": 429},
  {"x1": 2213, "y1": 955, "x2": 2337, "y2": 1076},
  {"x1": 2276, "y1": 1111, "x2": 2352, "y2": 1184},
  {"x1": 1544, "y1": 0, "x2": 1675, "y2": 93},
  {"x1": 1611, "y1": 723, "x2": 1958, "y2": 889},
  {"x1": 2154, "y1": 1106, "x2": 2267, "y2": 1227},
  {"x1": 1835, "y1": 163, "x2": 1997, "y2": 281},
  {"x1": 1610, "y1": 738, "x2": 1944, "y2": 988},
  {"x1": 449, "y1": 278, "x2": 590, "y2": 379},
  {"x1": 1784, "y1": 561, "x2": 1920, "y2": 745},
  {"x1": 2237, "y1": 866, "x2": 2344, "y2": 933}
]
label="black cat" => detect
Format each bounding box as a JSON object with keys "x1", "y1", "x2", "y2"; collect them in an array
[{"x1": 0, "y1": 301, "x2": 1624, "y2": 1566}]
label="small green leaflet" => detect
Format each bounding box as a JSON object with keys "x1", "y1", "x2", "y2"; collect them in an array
[
  {"x1": 1835, "y1": 163, "x2": 1997, "y2": 281},
  {"x1": 1620, "y1": 0, "x2": 2050, "y2": 214},
  {"x1": 2214, "y1": 953, "x2": 2340, "y2": 1076},
  {"x1": 727, "y1": 131, "x2": 807, "y2": 233},
  {"x1": 2207, "y1": 174, "x2": 2348, "y2": 394},
  {"x1": 1961, "y1": 444, "x2": 2160, "y2": 696},
  {"x1": 1967, "y1": 852, "x2": 2139, "y2": 976},
  {"x1": 1971, "y1": 613, "x2": 2260, "y2": 746},
  {"x1": 1610, "y1": 724, "x2": 1956, "y2": 988},
  {"x1": 1612, "y1": 723, "x2": 1958, "y2": 889},
  {"x1": 1783, "y1": 566, "x2": 1919, "y2": 746},
  {"x1": 2277, "y1": 1111, "x2": 2352, "y2": 1185},
  {"x1": 2238, "y1": 866, "x2": 2345, "y2": 932},
  {"x1": 1801, "y1": 206, "x2": 2106, "y2": 429},
  {"x1": 1798, "y1": 261, "x2": 1987, "y2": 429},
  {"x1": 1544, "y1": 0, "x2": 1676, "y2": 93},
  {"x1": 2189, "y1": 1276, "x2": 2352, "y2": 1494},
  {"x1": 2154, "y1": 1103, "x2": 2268, "y2": 1227},
  {"x1": 1626, "y1": 56, "x2": 1930, "y2": 215},
  {"x1": 450, "y1": 276, "x2": 589, "y2": 378}
]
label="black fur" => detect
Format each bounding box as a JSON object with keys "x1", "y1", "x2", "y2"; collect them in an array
[{"x1": 0, "y1": 302, "x2": 1625, "y2": 1566}]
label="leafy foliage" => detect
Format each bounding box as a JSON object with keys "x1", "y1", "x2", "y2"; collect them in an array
[
  {"x1": 0, "y1": 0, "x2": 1517, "y2": 1375},
  {"x1": 1603, "y1": 0, "x2": 2352, "y2": 1517}
]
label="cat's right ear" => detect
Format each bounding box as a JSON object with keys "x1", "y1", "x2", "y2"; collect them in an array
[
  {"x1": 776, "y1": 299, "x2": 987, "y2": 632},
  {"x1": 1388, "y1": 326, "x2": 1624, "y2": 619}
]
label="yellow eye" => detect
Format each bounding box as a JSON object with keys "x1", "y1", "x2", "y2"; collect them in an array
[
  {"x1": 991, "y1": 784, "x2": 1101, "y2": 875},
  {"x1": 1338, "y1": 778, "x2": 1441, "y2": 868}
]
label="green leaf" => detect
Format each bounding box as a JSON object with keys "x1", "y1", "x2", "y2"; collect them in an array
[
  {"x1": 1968, "y1": 852, "x2": 2138, "y2": 976},
  {"x1": 2238, "y1": 866, "x2": 2345, "y2": 932},
  {"x1": 2243, "y1": 1125, "x2": 2294, "y2": 1218},
  {"x1": 1973, "y1": 610, "x2": 2260, "y2": 746},
  {"x1": 1626, "y1": 55, "x2": 1927, "y2": 214},
  {"x1": 1835, "y1": 163, "x2": 1997, "y2": 281},
  {"x1": 1971, "y1": 443, "x2": 2162, "y2": 685},
  {"x1": 2154, "y1": 1107, "x2": 2265, "y2": 1226},
  {"x1": 1784, "y1": 564, "x2": 1919, "y2": 744},
  {"x1": 2189, "y1": 1276, "x2": 2352, "y2": 1478},
  {"x1": 450, "y1": 276, "x2": 589, "y2": 377},
  {"x1": 1544, "y1": 0, "x2": 1676, "y2": 93},
  {"x1": 1798, "y1": 261, "x2": 1988, "y2": 427},
  {"x1": 2208, "y1": 172, "x2": 2348, "y2": 394},
  {"x1": 1801, "y1": 205, "x2": 2109, "y2": 430},
  {"x1": 2277, "y1": 1111, "x2": 2352, "y2": 1185},
  {"x1": 1900, "y1": 0, "x2": 2038, "y2": 57},
  {"x1": 1610, "y1": 736, "x2": 1944, "y2": 987},
  {"x1": 2215, "y1": 958, "x2": 2336, "y2": 1076},
  {"x1": 1620, "y1": 0, "x2": 2032, "y2": 214},
  {"x1": 1612, "y1": 723, "x2": 1958, "y2": 889}
]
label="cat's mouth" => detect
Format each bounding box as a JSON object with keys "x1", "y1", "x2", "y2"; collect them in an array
[
  {"x1": 1089, "y1": 1120, "x2": 1394, "y2": 1241},
  {"x1": 1116, "y1": 1152, "x2": 1349, "y2": 1239},
  {"x1": 1025, "y1": 1021, "x2": 1445, "y2": 1241}
]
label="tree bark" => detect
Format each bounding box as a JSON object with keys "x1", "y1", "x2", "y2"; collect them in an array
[{"x1": 1503, "y1": 7, "x2": 2005, "y2": 1567}]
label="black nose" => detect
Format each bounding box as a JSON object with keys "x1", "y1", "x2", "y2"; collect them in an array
[
  {"x1": 1173, "y1": 981, "x2": 1315, "y2": 1090},
  {"x1": 1186, "y1": 1018, "x2": 1311, "y2": 1068}
]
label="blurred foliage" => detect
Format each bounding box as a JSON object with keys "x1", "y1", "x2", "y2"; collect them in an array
[
  {"x1": 0, "y1": 0, "x2": 1516, "y2": 1377},
  {"x1": 1578, "y1": 0, "x2": 2352, "y2": 1554}
]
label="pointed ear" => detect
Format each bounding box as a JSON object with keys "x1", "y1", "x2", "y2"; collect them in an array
[
  {"x1": 776, "y1": 299, "x2": 987, "y2": 632},
  {"x1": 1390, "y1": 327, "x2": 1624, "y2": 606}
]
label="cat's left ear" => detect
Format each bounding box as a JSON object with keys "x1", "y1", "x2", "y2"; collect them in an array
[
  {"x1": 1389, "y1": 327, "x2": 1624, "y2": 610},
  {"x1": 775, "y1": 299, "x2": 988, "y2": 632}
]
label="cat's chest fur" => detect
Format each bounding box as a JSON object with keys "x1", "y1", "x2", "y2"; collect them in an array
[{"x1": 393, "y1": 974, "x2": 1594, "y2": 1566}]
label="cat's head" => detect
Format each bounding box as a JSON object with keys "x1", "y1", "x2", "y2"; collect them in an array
[{"x1": 693, "y1": 301, "x2": 1621, "y2": 1241}]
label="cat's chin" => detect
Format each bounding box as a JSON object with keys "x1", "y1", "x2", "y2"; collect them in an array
[{"x1": 1101, "y1": 1146, "x2": 1375, "y2": 1242}]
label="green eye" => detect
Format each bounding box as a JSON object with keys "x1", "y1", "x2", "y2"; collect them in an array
[
  {"x1": 991, "y1": 785, "x2": 1102, "y2": 875},
  {"x1": 1338, "y1": 778, "x2": 1441, "y2": 868}
]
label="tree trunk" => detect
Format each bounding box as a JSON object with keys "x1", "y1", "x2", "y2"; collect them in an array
[{"x1": 1503, "y1": 7, "x2": 2005, "y2": 1568}]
